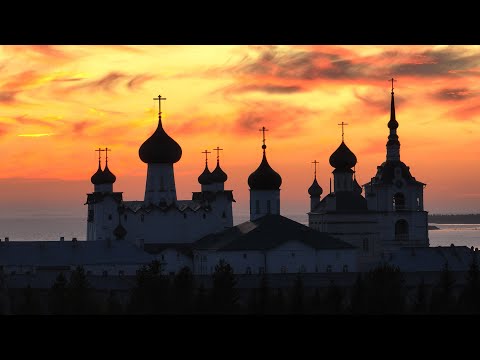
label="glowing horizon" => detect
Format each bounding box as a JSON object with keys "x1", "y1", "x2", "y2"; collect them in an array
[{"x1": 0, "y1": 45, "x2": 479, "y2": 217}]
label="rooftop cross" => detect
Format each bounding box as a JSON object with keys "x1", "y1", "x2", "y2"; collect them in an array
[
  {"x1": 104, "y1": 147, "x2": 111, "y2": 165},
  {"x1": 95, "y1": 148, "x2": 105, "y2": 163},
  {"x1": 213, "y1": 146, "x2": 223, "y2": 162},
  {"x1": 202, "y1": 149, "x2": 211, "y2": 164},
  {"x1": 312, "y1": 160, "x2": 319, "y2": 179},
  {"x1": 338, "y1": 121, "x2": 348, "y2": 142},
  {"x1": 259, "y1": 126, "x2": 268, "y2": 147},
  {"x1": 153, "y1": 94, "x2": 167, "y2": 117},
  {"x1": 389, "y1": 77, "x2": 396, "y2": 94}
]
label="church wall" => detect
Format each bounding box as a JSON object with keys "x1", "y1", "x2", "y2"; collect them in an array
[
  {"x1": 249, "y1": 190, "x2": 280, "y2": 221},
  {"x1": 89, "y1": 196, "x2": 120, "y2": 241},
  {"x1": 144, "y1": 163, "x2": 177, "y2": 204},
  {"x1": 193, "y1": 250, "x2": 264, "y2": 275},
  {"x1": 153, "y1": 249, "x2": 193, "y2": 275}
]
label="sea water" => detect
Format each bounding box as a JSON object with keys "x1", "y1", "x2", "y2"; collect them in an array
[{"x1": 0, "y1": 216, "x2": 478, "y2": 248}]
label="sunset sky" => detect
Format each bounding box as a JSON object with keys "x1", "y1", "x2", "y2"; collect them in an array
[{"x1": 0, "y1": 45, "x2": 478, "y2": 219}]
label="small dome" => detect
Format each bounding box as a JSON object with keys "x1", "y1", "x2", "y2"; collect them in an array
[
  {"x1": 308, "y1": 178, "x2": 323, "y2": 197},
  {"x1": 211, "y1": 161, "x2": 228, "y2": 183},
  {"x1": 139, "y1": 118, "x2": 182, "y2": 164},
  {"x1": 248, "y1": 152, "x2": 282, "y2": 190},
  {"x1": 329, "y1": 141, "x2": 357, "y2": 170},
  {"x1": 198, "y1": 164, "x2": 213, "y2": 185},
  {"x1": 102, "y1": 164, "x2": 116, "y2": 184},
  {"x1": 113, "y1": 223, "x2": 127, "y2": 239},
  {"x1": 91, "y1": 162, "x2": 104, "y2": 185}
]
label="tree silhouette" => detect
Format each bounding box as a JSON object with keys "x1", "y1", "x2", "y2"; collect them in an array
[
  {"x1": 106, "y1": 290, "x2": 123, "y2": 315},
  {"x1": 48, "y1": 272, "x2": 68, "y2": 315},
  {"x1": 363, "y1": 263, "x2": 405, "y2": 314},
  {"x1": 430, "y1": 262, "x2": 456, "y2": 314},
  {"x1": 311, "y1": 288, "x2": 322, "y2": 314},
  {"x1": 289, "y1": 275, "x2": 304, "y2": 313},
  {"x1": 412, "y1": 277, "x2": 428, "y2": 314},
  {"x1": 18, "y1": 285, "x2": 41, "y2": 314},
  {"x1": 458, "y1": 257, "x2": 480, "y2": 313},
  {"x1": 68, "y1": 266, "x2": 96, "y2": 314},
  {"x1": 195, "y1": 282, "x2": 208, "y2": 313},
  {"x1": 128, "y1": 260, "x2": 170, "y2": 314},
  {"x1": 211, "y1": 259, "x2": 239, "y2": 313},
  {"x1": 258, "y1": 275, "x2": 269, "y2": 314},
  {"x1": 172, "y1": 266, "x2": 194, "y2": 313},
  {"x1": 322, "y1": 280, "x2": 344, "y2": 314},
  {"x1": 350, "y1": 273, "x2": 366, "y2": 314}
]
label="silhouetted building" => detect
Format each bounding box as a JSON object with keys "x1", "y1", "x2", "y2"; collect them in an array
[{"x1": 86, "y1": 97, "x2": 234, "y2": 244}]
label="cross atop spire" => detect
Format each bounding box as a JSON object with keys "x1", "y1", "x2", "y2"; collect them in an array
[
  {"x1": 312, "y1": 160, "x2": 319, "y2": 179},
  {"x1": 338, "y1": 121, "x2": 348, "y2": 142},
  {"x1": 95, "y1": 148, "x2": 105, "y2": 164},
  {"x1": 202, "y1": 149, "x2": 211, "y2": 164},
  {"x1": 213, "y1": 146, "x2": 223, "y2": 162},
  {"x1": 389, "y1": 77, "x2": 396, "y2": 94},
  {"x1": 104, "y1": 147, "x2": 111, "y2": 165},
  {"x1": 259, "y1": 126, "x2": 268, "y2": 152},
  {"x1": 153, "y1": 94, "x2": 167, "y2": 118}
]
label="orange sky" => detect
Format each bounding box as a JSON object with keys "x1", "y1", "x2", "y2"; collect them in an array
[{"x1": 0, "y1": 45, "x2": 478, "y2": 218}]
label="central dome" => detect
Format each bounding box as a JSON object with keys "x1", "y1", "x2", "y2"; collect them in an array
[
  {"x1": 139, "y1": 118, "x2": 182, "y2": 164},
  {"x1": 329, "y1": 141, "x2": 357, "y2": 170},
  {"x1": 248, "y1": 152, "x2": 282, "y2": 190}
]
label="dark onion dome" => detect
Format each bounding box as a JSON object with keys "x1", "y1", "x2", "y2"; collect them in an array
[
  {"x1": 139, "y1": 117, "x2": 182, "y2": 164},
  {"x1": 329, "y1": 141, "x2": 357, "y2": 170},
  {"x1": 210, "y1": 161, "x2": 228, "y2": 183},
  {"x1": 353, "y1": 177, "x2": 362, "y2": 193},
  {"x1": 102, "y1": 163, "x2": 116, "y2": 184},
  {"x1": 308, "y1": 178, "x2": 323, "y2": 197},
  {"x1": 374, "y1": 160, "x2": 425, "y2": 186},
  {"x1": 198, "y1": 164, "x2": 213, "y2": 185},
  {"x1": 91, "y1": 161, "x2": 105, "y2": 185},
  {"x1": 248, "y1": 152, "x2": 282, "y2": 190},
  {"x1": 113, "y1": 223, "x2": 127, "y2": 239}
]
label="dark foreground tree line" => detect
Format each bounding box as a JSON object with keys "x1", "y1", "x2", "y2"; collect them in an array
[{"x1": 1, "y1": 259, "x2": 480, "y2": 315}]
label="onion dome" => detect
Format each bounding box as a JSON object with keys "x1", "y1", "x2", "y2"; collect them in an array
[
  {"x1": 308, "y1": 178, "x2": 323, "y2": 197},
  {"x1": 139, "y1": 116, "x2": 182, "y2": 164},
  {"x1": 248, "y1": 145, "x2": 282, "y2": 190},
  {"x1": 211, "y1": 160, "x2": 228, "y2": 183},
  {"x1": 91, "y1": 161, "x2": 104, "y2": 185},
  {"x1": 102, "y1": 163, "x2": 116, "y2": 184},
  {"x1": 198, "y1": 164, "x2": 213, "y2": 185},
  {"x1": 329, "y1": 141, "x2": 357, "y2": 170},
  {"x1": 113, "y1": 223, "x2": 127, "y2": 240}
]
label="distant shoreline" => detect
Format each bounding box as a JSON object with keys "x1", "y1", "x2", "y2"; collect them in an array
[{"x1": 429, "y1": 214, "x2": 480, "y2": 224}]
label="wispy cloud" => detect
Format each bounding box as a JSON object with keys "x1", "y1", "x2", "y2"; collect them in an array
[
  {"x1": 431, "y1": 87, "x2": 479, "y2": 101},
  {"x1": 17, "y1": 133, "x2": 55, "y2": 137}
]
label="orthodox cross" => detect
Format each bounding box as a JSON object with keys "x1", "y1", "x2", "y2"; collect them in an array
[
  {"x1": 213, "y1": 146, "x2": 223, "y2": 161},
  {"x1": 153, "y1": 94, "x2": 167, "y2": 116},
  {"x1": 338, "y1": 122, "x2": 348, "y2": 142},
  {"x1": 259, "y1": 126, "x2": 268, "y2": 146},
  {"x1": 202, "y1": 149, "x2": 211, "y2": 164},
  {"x1": 389, "y1": 77, "x2": 396, "y2": 93},
  {"x1": 95, "y1": 148, "x2": 105, "y2": 163},
  {"x1": 312, "y1": 160, "x2": 319, "y2": 179},
  {"x1": 104, "y1": 147, "x2": 111, "y2": 165}
]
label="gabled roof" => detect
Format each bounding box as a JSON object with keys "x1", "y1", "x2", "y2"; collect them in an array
[
  {"x1": 193, "y1": 214, "x2": 355, "y2": 251},
  {"x1": 312, "y1": 191, "x2": 370, "y2": 214}
]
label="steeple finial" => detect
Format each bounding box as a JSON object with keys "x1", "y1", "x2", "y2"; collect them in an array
[
  {"x1": 312, "y1": 160, "x2": 319, "y2": 179},
  {"x1": 386, "y1": 79, "x2": 400, "y2": 161},
  {"x1": 390, "y1": 77, "x2": 396, "y2": 94},
  {"x1": 104, "y1": 147, "x2": 111, "y2": 166},
  {"x1": 95, "y1": 148, "x2": 105, "y2": 167},
  {"x1": 153, "y1": 94, "x2": 167, "y2": 125},
  {"x1": 259, "y1": 126, "x2": 268, "y2": 152},
  {"x1": 213, "y1": 146, "x2": 223, "y2": 164},
  {"x1": 202, "y1": 149, "x2": 211, "y2": 165},
  {"x1": 337, "y1": 122, "x2": 348, "y2": 142}
]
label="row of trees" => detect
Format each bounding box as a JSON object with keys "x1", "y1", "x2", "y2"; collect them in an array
[{"x1": 3, "y1": 259, "x2": 480, "y2": 314}]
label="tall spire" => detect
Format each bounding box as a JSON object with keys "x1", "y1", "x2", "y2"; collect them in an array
[{"x1": 386, "y1": 78, "x2": 400, "y2": 162}]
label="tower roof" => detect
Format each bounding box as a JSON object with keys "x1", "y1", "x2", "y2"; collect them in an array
[
  {"x1": 198, "y1": 164, "x2": 213, "y2": 185},
  {"x1": 329, "y1": 141, "x2": 357, "y2": 170},
  {"x1": 211, "y1": 160, "x2": 228, "y2": 183},
  {"x1": 102, "y1": 163, "x2": 116, "y2": 184},
  {"x1": 248, "y1": 151, "x2": 282, "y2": 190},
  {"x1": 139, "y1": 115, "x2": 182, "y2": 164},
  {"x1": 91, "y1": 161, "x2": 105, "y2": 185},
  {"x1": 308, "y1": 178, "x2": 323, "y2": 197}
]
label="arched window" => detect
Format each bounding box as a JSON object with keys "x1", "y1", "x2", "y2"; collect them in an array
[
  {"x1": 255, "y1": 200, "x2": 260, "y2": 214},
  {"x1": 281, "y1": 266, "x2": 287, "y2": 274},
  {"x1": 326, "y1": 265, "x2": 332, "y2": 273},
  {"x1": 393, "y1": 193, "x2": 405, "y2": 211},
  {"x1": 299, "y1": 265, "x2": 306, "y2": 273},
  {"x1": 395, "y1": 219, "x2": 409, "y2": 241},
  {"x1": 246, "y1": 267, "x2": 252, "y2": 274},
  {"x1": 183, "y1": 213, "x2": 187, "y2": 219},
  {"x1": 140, "y1": 214, "x2": 145, "y2": 222},
  {"x1": 267, "y1": 200, "x2": 271, "y2": 213},
  {"x1": 343, "y1": 265, "x2": 348, "y2": 273}
]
